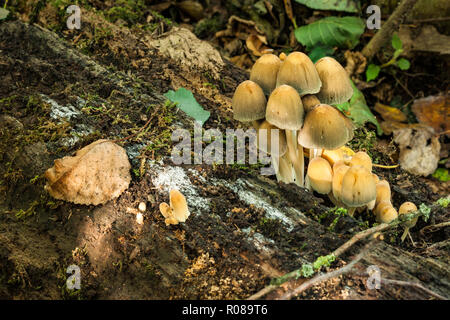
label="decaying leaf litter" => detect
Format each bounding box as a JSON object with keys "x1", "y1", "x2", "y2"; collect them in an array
[{"x1": 0, "y1": 0, "x2": 449, "y2": 300}]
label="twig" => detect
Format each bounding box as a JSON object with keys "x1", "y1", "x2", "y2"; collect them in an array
[
  {"x1": 112, "y1": 106, "x2": 160, "y2": 144},
  {"x1": 362, "y1": 0, "x2": 419, "y2": 60},
  {"x1": 278, "y1": 242, "x2": 374, "y2": 300}
]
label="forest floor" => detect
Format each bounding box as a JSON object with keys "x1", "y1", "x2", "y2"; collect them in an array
[{"x1": 0, "y1": 1, "x2": 448, "y2": 300}]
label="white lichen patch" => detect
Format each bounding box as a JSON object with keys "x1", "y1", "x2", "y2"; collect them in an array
[
  {"x1": 41, "y1": 95, "x2": 81, "y2": 121},
  {"x1": 149, "y1": 163, "x2": 209, "y2": 213},
  {"x1": 58, "y1": 124, "x2": 94, "y2": 148},
  {"x1": 215, "y1": 178, "x2": 296, "y2": 231}
]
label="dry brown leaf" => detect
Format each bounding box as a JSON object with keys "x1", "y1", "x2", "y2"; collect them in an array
[
  {"x1": 374, "y1": 102, "x2": 408, "y2": 122},
  {"x1": 380, "y1": 121, "x2": 430, "y2": 135},
  {"x1": 393, "y1": 126, "x2": 441, "y2": 176},
  {"x1": 411, "y1": 94, "x2": 450, "y2": 134},
  {"x1": 44, "y1": 139, "x2": 131, "y2": 205}
]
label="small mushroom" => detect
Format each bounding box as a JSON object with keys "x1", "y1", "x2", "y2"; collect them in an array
[
  {"x1": 170, "y1": 189, "x2": 190, "y2": 223},
  {"x1": 315, "y1": 57, "x2": 353, "y2": 105},
  {"x1": 232, "y1": 80, "x2": 267, "y2": 128},
  {"x1": 375, "y1": 180, "x2": 391, "y2": 207},
  {"x1": 375, "y1": 200, "x2": 398, "y2": 223},
  {"x1": 307, "y1": 157, "x2": 333, "y2": 194},
  {"x1": 399, "y1": 202, "x2": 418, "y2": 243},
  {"x1": 349, "y1": 151, "x2": 372, "y2": 172},
  {"x1": 301, "y1": 94, "x2": 321, "y2": 113},
  {"x1": 298, "y1": 104, "x2": 354, "y2": 151},
  {"x1": 266, "y1": 85, "x2": 305, "y2": 186},
  {"x1": 341, "y1": 165, "x2": 376, "y2": 216},
  {"x1": 138, "y1": 202, "x2": 146, "y2": 213},
  {"x1": 159, "y1": 189, "x2": 190, "y2": 226},
  {"x1": 136, "y1": 212, "x2": 144, "y2": 225},
  {"x1": 257, "y1": 120, "x2": 289, "y2": 182},
  {"x1": 250, "y1": 54, "x2": 282, "y2": 95},
  {"x1": 331, "y1": 161, "x2": 350, "y2": 206},
  {"x1": 276, "y1": 52, "x2": 322, "y2": 95},
  {"x1": 322, "y1": 146, "x2": 355, "y2": 167}
]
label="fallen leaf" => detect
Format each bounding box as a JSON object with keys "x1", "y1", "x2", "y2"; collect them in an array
[
  {"x1": 44, "y1": 140, "x2": 131, "y2": 205},
  {"x1": 411, "y1": 94, "x2": 449, "y2": 134},
  {"x1": 246, "y1": 34, "x2": 273, "y2": 56},
  {"x1": 399, "y1": 25, "x2": 450, "y2": 55}
]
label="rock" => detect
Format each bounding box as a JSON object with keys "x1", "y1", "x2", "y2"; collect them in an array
[
  {"x1": 393, "y1": 126, "x2": 441, "y2": 176},
  {"x1": 44, "y1": 139, "x2": 131, "y2": 205}
]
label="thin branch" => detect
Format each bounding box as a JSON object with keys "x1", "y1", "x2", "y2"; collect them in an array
[
  {"x1": 278, "y1": 242, "x2": 374, "y2": 300},
  {"x1": 420, "y1": 221, "x2": 450, "y2": 235}
]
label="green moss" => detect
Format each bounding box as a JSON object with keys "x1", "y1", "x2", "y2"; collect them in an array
[
  {"x1": 257, "y1": 217, "x2": 283, "y2": 238},
  {"x1": 194, "y1": 15, "x2": 224, "y2": 39},
  {"x1": 105, "y1": 0, "x2": 145, "y2": 26}
]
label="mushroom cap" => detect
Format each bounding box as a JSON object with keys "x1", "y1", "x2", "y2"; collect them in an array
[
  {"x1": 315, "y1": 57, "x2": 353, "y2": 105},
  {"x1": 257, "y1": 120, "x2": 287, "y2": 157},
  {"x1": 341, "y1": 165, "x2": 376, "y2": 207},
  {"x1": 297, "y1": 104, "x2": 354, "y2": 149},
  {"x1": 276, "y1": 52, "x2": 322, "y2": 95},
  {"x1": 232, "y1": 80, "x2": 267, "y2": 122},
  {"x1": 159, "y1": 202, "x2": 172, "y2": 219},
  {"x1": 302, "y1": 94, "x2": 321, "y2": 113},
  {"x1": 307, "y1": 157, "x2": 333, "y2": 194},
  {"x1": 170, "y1": 189, "x2": 190, "y2": 223},
  {"x1": 350, "y1": 151, "x2": 372, "y2": 172},
  {"x1": 399, "y1": 201, "x2": 418, "y2": 228},
  {"x1": 250, "y1": 54, "x2": 282, "y2": 95},
  {"x1": 266, "y1": 85, "x2": 304, "y2": 130},
  {"x1": 375, "y1": 201, "x2": 398, "y2": 223},
  {"x1": 375, "y1": 180, "x2": 391, "y2": 205},
  {"x1": 372, "y1": 173, "x2": 380, "y2": 184},
  {"x1": 332, "y1": 161, "x2": 350, "y2": 201}
]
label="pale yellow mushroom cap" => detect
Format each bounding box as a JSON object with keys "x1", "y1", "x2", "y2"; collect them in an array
[
  {"x1": 322, "y1": 146, "x2": 354, "y2": 167},
  {"x1": 341, "y1": 165, "x2": 376, "y2": 207},
  {"x1": 276, "y1": 52, "x2": 322, "y2": 95},
  {"x1": 399, "y1": 202, "x2": 418, "y2": 229},
  {"x1": 350, "y1": 151, "x2": 373, "y2": 172},
  {"x1": 301, "y1": 94, "x2": 321, "y2": 113},
  {"x1": 170, "y1": 189, "x2": 190, "y2": 223},
  {"x1": 266, "y1": 85, "x2": 304, "y2": 131},
  {"x1": 297, "y1": 104, "x2": 354, "y2": 150},
  {"x1": 307, "y1": 157, "x2": 333, "y2": 194},
  {"x1": 250, "y1": 54, "x2": 282, "y2": 95},
  {"x1": 372, "y1": 174, "x2": 380, "y2": 184},
  {"x1": 375, "y1": 180, "x2": 391, "y2": 206},
  {"x1": 315, "y1": 57, "x2": 353, "y2": 105},
  {"x1": 159, "y1": 202, "x2": 172, "y2": 219},
  {"x1": 332, "y1": 162, "x2": 350, "y2": 202},
  {"x1": 257, "y1": 120, "x2": 287, "y2": 157},
  {"x1": 232, "y1": 80, "x2": 267, "y2": 122}
]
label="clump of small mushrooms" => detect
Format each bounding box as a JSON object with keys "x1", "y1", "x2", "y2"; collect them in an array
[{"x1": 231, "y1": 52, "x2": 419, "y2": 234}]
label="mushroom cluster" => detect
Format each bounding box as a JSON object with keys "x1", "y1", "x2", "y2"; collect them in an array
[{"x1": 232, "y1": 52, "x2": 354, "y2": 187}]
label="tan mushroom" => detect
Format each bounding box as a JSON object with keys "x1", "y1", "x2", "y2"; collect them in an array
[
  {"x1": 341, "y1": 165, "x2": 376, "y2": 216},
  {"x1": 232, "y1": 80, "x2": 267, "y2": 128},
  {"x1": 349, "y1": 151, "x2": 372, "y2": 172},
  {"x1": 315, "y1": 57, "x2": 353, "y2": 105},
  {"x1": 301, "y1": 94, "x2": 321, "y2": 113},
  {"x1": 399, "y1": 202, "x2": 418, "y2": 243},
  {"x1": 159, "y1": 189, "x2": 190, "y2": 226},
  {"x1": 307, "y1": 157, "x2": 333, "y2": 194}
]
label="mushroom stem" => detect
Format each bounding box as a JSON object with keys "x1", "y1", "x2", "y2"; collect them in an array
[
  {"x1": 348, "y1": 207, "x2": 356, "y2": 217},
  {"x1": 400, "y1": 227, "x2": 410, "y2": 243},
  {"x1": 285, "y1": 130, "x2": 304, "y2": 186},
  {"x1": 252, "y1": 120, "x2": 263, "y2": 130},
  {"x1": 279, "y1": 153, "x2": 295, "y2": 183},
  {"x1": 271, "y1": 154, "x2": 281, "y2": 181}
]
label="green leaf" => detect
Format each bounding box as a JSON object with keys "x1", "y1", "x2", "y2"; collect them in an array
[
  {"x1": 164, "y1": 88, "x2": 210, "y2": 125},
  {"x1": 366, "y1": 64, "x2": 381, "y2": 82},
  {"x1": 335, "y1": 81, "x2": 383, "y2": 135},
  {"x1": 0, "y1": 8, "x2": 10, "y2": 20},
  {"x1": 392, "y1": 33, "x2": 402, "y2": 50},
  {"x1": 432, "y1": 168, "x2": 450, "y2": 182},
  {"x1": 308, "y1": 45, "x2": 335, "y2": 63},
  {"x1": 294, "y1": 0, "x2": 360, "y2": 13},
  {"x1": 295, "y1": 16, "x2": 365, "y2": 50},
  {"x1": 396, "y1": 58, "x2": 411, "y2": 70}
]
